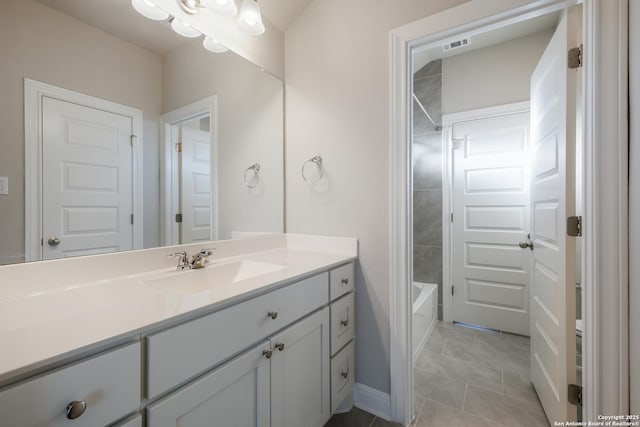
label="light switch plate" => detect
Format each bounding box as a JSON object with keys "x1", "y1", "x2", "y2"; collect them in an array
[{"x1": 0, "y1": 177, "x2": 8, "y2": 195}]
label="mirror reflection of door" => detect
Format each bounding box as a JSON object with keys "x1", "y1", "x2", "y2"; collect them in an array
[
  {"x1": 175, "y1": 117, "x2": 212, "y2": 244},
  {"x1": 35, "y1": 87, "x2": 142, "y2": 261}
]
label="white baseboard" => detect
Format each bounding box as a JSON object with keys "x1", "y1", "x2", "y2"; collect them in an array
[{"x1": 353, "y1": 383, "x2": 391, "y2": 421}]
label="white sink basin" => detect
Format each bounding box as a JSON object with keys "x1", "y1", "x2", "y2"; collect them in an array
[{"x1": 145, "y1": 260, "x2": 287, "y2": 294}]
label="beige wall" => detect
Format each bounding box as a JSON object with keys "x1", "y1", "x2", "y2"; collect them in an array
[
  {"x1": 0, "y1": 0, "x2": 163, "y2": 265},
  {"x1": 442, "y1": 30, "x2": 554, "y2": 114},
  {"x1": 163, "y1": 42, "x2": 284, "y2": 239},
  {"x1": 285, "y1": 0, "x2": 467, "y2": 395}
]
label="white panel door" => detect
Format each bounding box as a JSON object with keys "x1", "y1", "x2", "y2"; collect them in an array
[
  {"x1": 452, "y1": 110, "x2": 531, "y2": 335},
  {"x1": 271, "y1": 308, "x2": 330, "y2": 427},
  {"x1": 530, "y1": 10, "x2": 577, "y2": 423},
  {"x1": 42, "y1": 97, "x2": 133, "y2": 260},
  {"x1": 179, "y1": 126, "x2": 211, "y2": 243},
  {"x1": 147, "y1": 342, "x2": 271, "y2": 427}
]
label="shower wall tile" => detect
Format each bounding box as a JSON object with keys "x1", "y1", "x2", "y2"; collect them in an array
[
  {"x1": 413, "y1": 245, "x2": 442, "y2": 285},
  {"x1": 413, "y1": 131, "x2": 442, "y2": 190},
  {"x1": 413, "y1": 190, "x2": 442, "y2": 247},
  {"x1": 413, "y1": 75, "x2": 442, "y2": 128},
  {"x1": 413, "y1": 59, "x2": 444, "y2": 321},
  {"x1": 414, "y1": 59, "x2": 442, "y2": 80}
]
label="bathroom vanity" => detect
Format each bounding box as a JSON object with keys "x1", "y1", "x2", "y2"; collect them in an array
[{"x1": 0, "y1": 234, "x2": 357, "y2": 427}]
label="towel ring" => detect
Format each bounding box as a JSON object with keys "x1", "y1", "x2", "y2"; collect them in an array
[
  {"x1": 302, "y1": 156, "x2": 323, "y2": 184},
  {"x1": 244, "y1": 163, "x2": 261, "y2": 188}
]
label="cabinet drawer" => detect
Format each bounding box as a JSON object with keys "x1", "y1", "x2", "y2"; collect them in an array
[
  {"x1": 0, "y1": 343, "x2": 140, "y2": 427},
  {"x1": 330, "y1": 263, "x2": 354, "y2": 301},
  {"x1": 146, "y1": 273, "x2": 329, "y2": 398},
  {"x1": 330, "y1": 292, "x2": 355, "y2": 356},
  {"x1": 330, "y1": 341, "x2": 355, "y2": 413}
]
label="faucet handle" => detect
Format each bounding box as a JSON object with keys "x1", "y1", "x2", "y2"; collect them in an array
[
  {"x1": 168, "y1": 251, "x2": 190, "y2": 270},
  {"x1": 191, "y1": 248, "x2": 216, "y2": 269}
]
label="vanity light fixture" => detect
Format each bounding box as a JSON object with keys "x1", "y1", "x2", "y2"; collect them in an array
[
  {"x1": 171, "y1": 17, "x2": 202, "y2": 37},
  {"x1": 203, "y1": 37, "x2": 229, "y2": 53},
  {"x1": 131, "y1": 0, "x2": 170, "y2": 21},
  {"x1": 237, "y1": 0, "x2": 265, "y2": 35}
]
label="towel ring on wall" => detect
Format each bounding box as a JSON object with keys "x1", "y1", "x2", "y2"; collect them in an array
[
  {"x1": 244, "y1": 163, "x2": 261, "y2": 188},
  {"x1": 302, "y1": 156, "x2": 323, "y2": 184}
]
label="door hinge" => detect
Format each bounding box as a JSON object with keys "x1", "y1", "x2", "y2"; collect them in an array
[
  {"x1": 450, "y1": 212, "x2": 454, "y2": 223},
  {"x1": 175, "y1": 213, "x2": 183, "y2": 223},
  {"x1": 40, "y1": 238, "x2": 43, "y2": 246},
  {"x1": 451, "y1": 286, "x2": 454, "y2": 296},
  {"x1": 175, "y1": 142, "x2": 182, "y2": 153},
  {"x1": 568, "y1": 384, "x2": 582, "y2": 406},
  {"x1": 130, "y1": 214, "x2": 134, "y2": 225},
  {"x1": 568, "y1": 44, "x2": 583, "y2": 69},
  {"x1": 130, "y1": 135, "x2": 137, "y2": 147},
  {"x1": 567, "y1": 216, "x2": 582, "y2": 237}
]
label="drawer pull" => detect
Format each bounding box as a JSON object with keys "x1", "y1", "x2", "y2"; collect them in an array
[
  {"x1": 341, "y1": 371, "x2": 349, "y2": 379},
  {"x1": 341, "y1": 278, "x2": 349, "y2": 285},
  {"x1": 262, "y1": 349, "x2": 273, "y2": 359},
  {"x1": 340, "y1": 319, "x2": 349, "y2": 327},
  {"x1": 267, "y1": 311, "x2": 278, "y2": 320},
  {"x1": 275, "y1": 342, "x2": 285, "y2": 351},
  {"x1": 65, "y1": 400, "x2": 87, "y2": 420}
]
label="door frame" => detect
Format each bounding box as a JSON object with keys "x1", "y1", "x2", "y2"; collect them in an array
[
  {"x1": 160, "y1": 96, "x2": 219, "y2": 246},
  {"x1": 389, "y1": 0, "x2": 629, "y2": 424},
  {"x1": 24, "y1": 79, "x2": 144, "y2": 262},
  {"x1": 441, "y1": 101, "x2": 531, "y2": 324}
]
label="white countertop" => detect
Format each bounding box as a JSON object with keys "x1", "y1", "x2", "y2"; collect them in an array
[{"x1": 0, "y1": 234, "x2": 357, "y2": 385}]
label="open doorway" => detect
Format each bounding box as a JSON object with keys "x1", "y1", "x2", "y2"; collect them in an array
[
  {"x1": 161, "y1": 97, "x2": 218, "y2": 246},
  {"x1": 410, "y1": 5, "x2": 583, "y2": 425}
]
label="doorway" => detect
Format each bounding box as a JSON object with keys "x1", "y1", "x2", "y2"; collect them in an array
[
  {"x1": 409, "y1": 5, "x2": 583, "y2": 426},
  {"x1": 161, "y1": 97, "x2": 218, "y2": 246}
]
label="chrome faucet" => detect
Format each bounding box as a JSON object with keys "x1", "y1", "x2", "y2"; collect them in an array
[
  {"x1": 168, "y1": 248, "x2": 216, "y2": 270},
  {"x1": 191, "y1": 248, "x2": 215, "y2": 269},
  {"x1": 168, "y1": 251, "x2": 190, "y2": 270}
]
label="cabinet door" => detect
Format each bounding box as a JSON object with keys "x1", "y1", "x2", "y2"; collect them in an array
[
  {"x1": 271, "y1": 308, "x2": 330, "y2": 427},
  {"x1": 147, "y1": 342, "x2": 271, "y2": 427}
]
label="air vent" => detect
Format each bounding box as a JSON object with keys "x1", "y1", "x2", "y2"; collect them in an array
[{"x1": 442, "y1": 38, "x2": 470, "y2": 52}]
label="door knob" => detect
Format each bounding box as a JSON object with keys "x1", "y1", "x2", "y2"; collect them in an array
[
  {"x1": 518, "y1": 234, "x2": 534, "y2": 250},
  {"x1": 47, "y1": 237, "x2": 60, "y2": 246}
]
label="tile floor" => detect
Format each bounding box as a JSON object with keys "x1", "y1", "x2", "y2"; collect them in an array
[
  {"x1": 413, "y1": 321, "x2": 549, "y2": 427},
  {"x1": 325, "y1": 322, "x2": 550, "y2": 427}
]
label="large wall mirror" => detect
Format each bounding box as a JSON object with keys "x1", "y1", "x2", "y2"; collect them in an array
[{"x1": 0, "y1": 0, "x2": 284, "y2": 266}]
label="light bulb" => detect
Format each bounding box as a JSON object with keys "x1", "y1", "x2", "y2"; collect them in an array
[
  {"x1": 202, "y1": 0, "x2": 237, "y2": 16},
  {"x1": 237, "y1": 0, "x2": 265, "y2": 35},
  {"x1": 171, "y1": 18, "x2": 202, "y2": 38},
  {"x1": 131, "y1": 0, "x2": 169, "y2": 21},
  {"x1": 203, "y1": 37, "x2": 229, "y2": 53}
]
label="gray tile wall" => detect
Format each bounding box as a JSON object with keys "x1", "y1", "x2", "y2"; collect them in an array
[{"x1": 413, "y1": 60, "x2": 443, "y2": 320}]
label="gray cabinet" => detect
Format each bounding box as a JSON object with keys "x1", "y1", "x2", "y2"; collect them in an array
[
  {"x1": 271, "y1": 308, "x2": 330, "y2": 427},
  {"x1": 147, "y1": 342, "x2": 271, "y2": 427},
  {"x1": 0, "y1": 343, "x2": 140, "y2": 427}
]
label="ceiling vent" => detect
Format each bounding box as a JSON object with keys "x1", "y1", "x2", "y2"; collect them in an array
[{"x1": 442, "y1": 38, "x2": 470, "y2": 52}]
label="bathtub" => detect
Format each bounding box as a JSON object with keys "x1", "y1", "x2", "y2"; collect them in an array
[{"x1": 412, "y1": 282, "x2": 438, "y2": 364}]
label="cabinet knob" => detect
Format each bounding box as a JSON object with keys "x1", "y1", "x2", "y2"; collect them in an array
[
  {"x1": 267, "y1": 311, "x2": 278, "y2": 320},
  {"x1": 48, "y1": 237, "x2": 61, "y2": 247},
  {"x1": 341, "y1": 278, "x2": 349, "y2": 285},
  {"x1": 263, "y1": 349, "x2": 273, "y2": 359},
  {"x1": 66, "y1": 400, "x2": 87, "y2": 419},
  {"x1": 340, "y1": 319, "x2": 349, "y2": 327},
  {"x1": 275, "y1": 342, "x2": 285, "y2": 351},
  {"x1": 341, "y1": 371, "x2": 349, "y2": 379}
]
